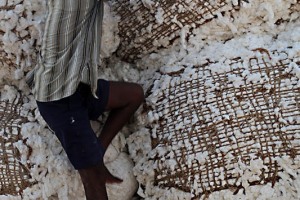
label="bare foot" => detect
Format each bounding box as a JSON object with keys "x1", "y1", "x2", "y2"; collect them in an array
[
  {"x1": 79, "y1": 165, "x2": 107, "y2": 199},
  {"x1": 78, "y1": 161, "x2": 123, "y2": 200}
]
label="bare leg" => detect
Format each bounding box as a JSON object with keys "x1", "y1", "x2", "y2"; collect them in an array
[
  {"x1": 99, "y1": 81, "x2": 144, "y2": 149},
  {"x1": 78, "y1": 162, "x2": 108, "y2": 200},
  {"x1": 78, "y1": 81, "x2": 144, "y2": 200}
]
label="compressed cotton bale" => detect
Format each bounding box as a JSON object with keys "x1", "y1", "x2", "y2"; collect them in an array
[
  {"x1": 0, "y1": 0, "x2": 118, "y2": 87},
  {"x1": 0, "y1": 87, "x2": 36, "y2": 196},
  {"x1": 111, "y1": 0, "x2": 246, "y2": 62},
  {"x1": 130, "y1": 48, "x2": 300, "y2": 199},
  {"x1": 91, "y1": 118, "x2": 127, "y2": 163},
  {"x1": 101, "y1": 2, "x2": 121, "y2": 59},
  {"x1": 104, "y1": 132, "x2": 127, "y2": 163},
  {"x1": 106, "y1": 152, "x2": 139, "y2": 200},
  {"x1": 0, "y1": 1, "x2": 47, "y2": 86}
]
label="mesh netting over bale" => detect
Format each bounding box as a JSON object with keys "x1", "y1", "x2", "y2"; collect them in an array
[
  {"x1": 0, "y1": 93, "x2": 35, "y2": 195},
  {"x1": 111, "y1": 0, "x2": 241, "y2": 62},
  {"x1": 143, "y1": 49, "x2": 300, "y2": 199}
]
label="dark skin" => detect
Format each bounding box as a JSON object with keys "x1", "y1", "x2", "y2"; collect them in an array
[{"x1": 78, "y1": 81, "x2": 144, "y2": 199}]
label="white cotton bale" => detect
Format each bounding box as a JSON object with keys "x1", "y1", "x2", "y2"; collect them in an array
[
  {"x1": 0, "y1": 0, "x2": 7, "y2": 7},
  {"x1": 90, "y1": 119, "x2": 127, "y2": 164},
  {"x1": 132, "y1": 43, "x2": 300, "y2": 199},
  {"x1": 106, "y1": 152, "x2": 138, "y2": 200},
  {"x1": 103, "y1": 132, "x2": 127, "y2": 163},
  {"x1": 111, "y1": 0, "x2": 238, "y2": 62},
  {"x1": 101, "y1": 2, "x2": 120, "y2": 59}
]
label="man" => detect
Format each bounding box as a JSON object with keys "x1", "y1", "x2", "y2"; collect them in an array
[{"x1": 26, "y1": 0, "x2": 144, "y2": 199}]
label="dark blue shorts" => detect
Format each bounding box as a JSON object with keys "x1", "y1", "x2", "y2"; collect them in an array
[{"x1": 36, "y1": 79, "x2": 110, "y2": 170}]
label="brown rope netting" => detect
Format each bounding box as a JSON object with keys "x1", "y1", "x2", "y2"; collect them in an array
[
  {"x1": 0, "y1": 93, "x2": 35, "y2": 195},
  {"x1": 147, "y1": 50, "x2": 300, "y2": 199},
  {"x1": 112, "y1": 0, "x2": 239, "y2": 62}
]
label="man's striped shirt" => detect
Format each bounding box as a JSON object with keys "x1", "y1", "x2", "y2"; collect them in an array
[{"x1": 26, "y1": 0, "x2": 104, "y2": 102}]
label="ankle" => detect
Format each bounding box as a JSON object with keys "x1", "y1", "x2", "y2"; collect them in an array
[{"x1": 78, "y1": 163, "x2": 108, "y2": 200}]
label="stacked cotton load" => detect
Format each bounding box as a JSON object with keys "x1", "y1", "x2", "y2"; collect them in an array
[
  {"x1": 129, "y1": 47, "x2": 300, "y2": 199},
  {"x1": 111, "y1": 0, "x2": 243, "y2": 62},
  {"x1": 0, "y1": 89, "x2": 35, "y2": 196},
  {"x1": 122, "y1": 0, "x2": 300, "y2": 198},
  {"x1": 0, "y1": 1, "x2": 135, "y2": 199},
  {"x1": 0, "y1": 0, "x2": 45, "y2": 197},
  {"x1": 0, "y1": 0, "x2": 46, "y2": 90},
  {"x1": 1, "y1": 0, "x2": 300, "y2": 199}
]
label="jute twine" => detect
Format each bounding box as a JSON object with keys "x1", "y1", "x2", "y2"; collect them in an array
[
  {"x1": 0, "y1": 93, "x2": 35, "y2": 195},
  {"x1": 147, "y1": 49, "x2": 300, "y2": 199}
]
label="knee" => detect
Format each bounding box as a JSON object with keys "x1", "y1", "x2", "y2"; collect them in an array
[{"x1": 131, "y1": 83, "x2": 145, "y2": 106}]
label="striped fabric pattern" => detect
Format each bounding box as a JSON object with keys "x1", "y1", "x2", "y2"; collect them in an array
[{"x1": 27, "y1": 0, "x2": 104, "y2": 102}]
